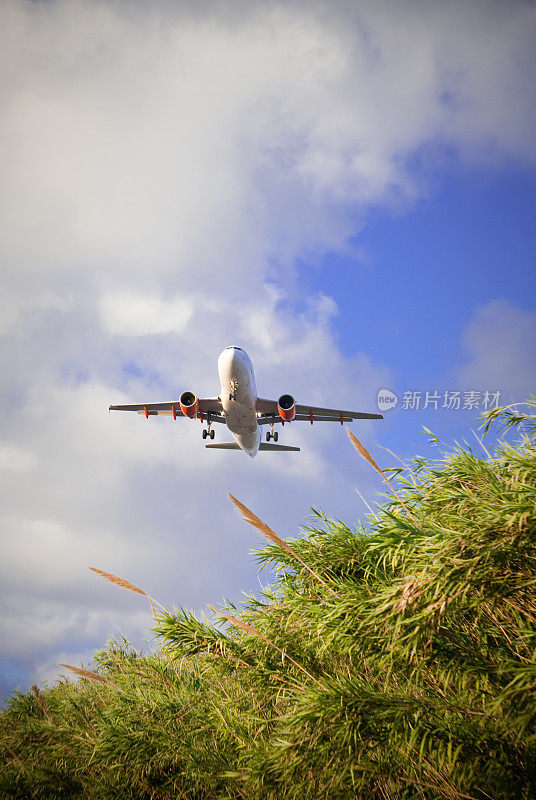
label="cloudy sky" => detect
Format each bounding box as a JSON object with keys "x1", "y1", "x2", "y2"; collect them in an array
[{"x1": 1, "y1": 0, "x2": 535, "y2": 699}]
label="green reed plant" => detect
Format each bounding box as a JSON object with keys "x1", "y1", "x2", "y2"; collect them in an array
[{"x1": 1, "y1": 400, "x2": 535, "y2": 799}]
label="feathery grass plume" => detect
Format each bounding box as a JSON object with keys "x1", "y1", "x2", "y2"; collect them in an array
[
  {"x1": 90, "y1": 566, "x2": 167, "y2": 619},
  {"x1": 90, "y1": 566, "x2": 146, "y2": 595},
  {"x1": 346, "y1": 427, "x2": 418, "y2": 523},
  {"x1": 228, "y1": 493, "x2": 331, "y2": 589},
  {"x1": 209, "y1": 605, "x2": 325, "y2": 689},
  {"x1": 30, "y1": 685, "x2": 50, "y2": 721},
  {"x1": 59, "y1": 664, "x2": 124, "y2": 694}
]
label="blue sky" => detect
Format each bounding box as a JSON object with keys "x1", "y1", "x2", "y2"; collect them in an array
[
  {"x1": 306, "y1": 166, "x2": 536, "y2": 454},
  {"x1": 317, "y1": 168, "x2": 536, "y2": 373},
  {"x1": 0, "y1": 0, "x2": 535, "y2": 701}
]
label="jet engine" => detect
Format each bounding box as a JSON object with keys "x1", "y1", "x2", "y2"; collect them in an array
[
  {"x1": 179, "y1": 391, "x2": 199, "y2": 418},
  {"x1": 278, "y1": 394, "x2": 296, "y2": 421}
]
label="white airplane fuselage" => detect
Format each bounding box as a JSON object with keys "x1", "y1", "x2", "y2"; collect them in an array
[{"x1": 218, "y1": 347, "x2": 261, "y2": 457}]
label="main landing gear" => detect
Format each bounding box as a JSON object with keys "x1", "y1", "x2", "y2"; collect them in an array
[
  {"x1": 266, "y1": 415, "x2": 278, "y2": 442},
  {"x1": 202, "y1": 412, "x2": 215, "y2": 440}
]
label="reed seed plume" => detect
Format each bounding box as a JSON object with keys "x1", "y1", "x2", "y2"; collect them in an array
[
  {"x1": 209, "y1": 606, "x2": 325, "y2": 689},
  {"x1": 60, "y1": 664, "x2": 116, "y2": 688},
  {"x1": 346, "y1": 428, "x2": 418, "y2": 523},
  {"x1": 227, "y1": 493, "x2": 331, "y2": 589},
  {"x1": 90, "y1": 567, "x2": 167, "y2": 618},
  {"x1": 90, "y1": 567, "x2": 146, "y2": 596},
  {"x1": 208, "y1": 606, "x2": 261, "y2": 639},
  {"x1": 31, "y1": 684, "x2": 51, "y2": 720}
]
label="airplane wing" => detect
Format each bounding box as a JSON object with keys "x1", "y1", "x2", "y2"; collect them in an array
[
  {"x1": 255, "y1": 398, "x2": 382, "y2": 423},
  {"x1": 109, "y1": 397, "x2": 225, "y2": 421}
]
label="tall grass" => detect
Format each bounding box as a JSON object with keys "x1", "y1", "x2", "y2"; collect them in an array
[{"x1": 1, "y1": 401, "x2": 535, "y2": 799}]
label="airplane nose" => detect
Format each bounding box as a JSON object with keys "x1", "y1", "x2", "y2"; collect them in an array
[
  {"x1": 218, "y1": 347, "x2": 237, "y2": 377},
  {"x1": 219, "y1": 346, "x2": 241, "y2": 365}
]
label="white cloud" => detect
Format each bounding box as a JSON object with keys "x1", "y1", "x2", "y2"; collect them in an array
[
  {"x1": 1, "y1": 0, "x2": 534, "y2": 296},
  {"x1": 0, "y1": 292, "x2": 73, "y2": 336},
  {"x1": 0, "y1": 444, "x2": 37, "y2": 472},
  {"x1": 99, "y1": 292, "x2": 194, "y2": 336},
  {"x1": 458, "y1": 300, "x2": 536, "y2": 399}
]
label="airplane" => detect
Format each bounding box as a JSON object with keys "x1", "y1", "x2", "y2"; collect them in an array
[{"x1": 109, "y1": 346, "x2": 382, "y2": 457}]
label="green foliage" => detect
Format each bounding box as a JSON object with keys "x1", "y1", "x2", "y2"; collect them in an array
[{"x1": 2, "y1": 401, "x2": 536, "y2": 798}]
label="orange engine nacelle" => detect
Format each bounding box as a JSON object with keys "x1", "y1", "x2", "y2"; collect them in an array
[
  {"x1": 278, "y1": 394, "x2": 296, "y2": 422},
  {"x1": 179, "y1": 390, "x2": 199, "y2": 419}
]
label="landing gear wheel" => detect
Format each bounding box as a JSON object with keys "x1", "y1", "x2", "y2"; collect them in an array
[
  {"x1": 273, "y1": 431, "x2": 279, "y2": 442},
  {"x1": 210, "y1": 429, "x2": 215, "y2": 440},
  {"x1": 266, "y1": 431, "x2": 271, "y2": 442},
  {"x1": 202, "y1": 429, "x2": 208, "y2": 440}
]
